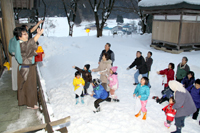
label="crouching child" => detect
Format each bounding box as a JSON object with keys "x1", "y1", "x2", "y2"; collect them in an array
[{"x1": 90, "y1": 78, "x2": 119, "y2": 113}]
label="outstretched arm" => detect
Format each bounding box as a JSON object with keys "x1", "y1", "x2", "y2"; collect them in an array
[
  {"x1": 30, "y1": 20, "x2": 44, "y2": 33},
  {"x1": 34, "y1": 28, "x2": 44, "y2": 42}
]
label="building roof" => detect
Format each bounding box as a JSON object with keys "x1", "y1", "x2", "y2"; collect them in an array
[{"x1": 139, "y1": 0, "x2": 200, "y2": 10}]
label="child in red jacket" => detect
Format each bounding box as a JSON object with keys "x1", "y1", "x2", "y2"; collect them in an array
[
  {"x1": 162, "y1": 97, "x2": 176, "y2": 128},
  {"x1": 157, "y1": 63, "x2": 175, "y2": 94}
]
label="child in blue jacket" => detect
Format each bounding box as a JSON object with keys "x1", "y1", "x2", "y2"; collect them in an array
[
  {"x1": 181, "y1": 71, "x2": 195, "y2": 88},
  {"x1": 186, "y1": 79, "x2": 200, "y2": 120},
  {"x1": 133, "y1": 77, "x2": 150, "y2": 120},
  {"x1": 90, "y1": 78, "x2": 119, "y2": 113}
]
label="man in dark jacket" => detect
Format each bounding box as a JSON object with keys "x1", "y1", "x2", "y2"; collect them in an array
[
  {"x1": 99, "y1": 43, "x2": 115, "y2": 66},
  {"x1": 146, "y1": 51, "x2": 153, "y2": 77},
  {"x1": 127, "y1": 51, "x2": 148, "y2": 85}
]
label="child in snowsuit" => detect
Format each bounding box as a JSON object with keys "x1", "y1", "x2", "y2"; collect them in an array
[
  {"x1": 73, "y1": 71, "x2": 85, "y2": 104},
  {"x1": 133, "y1": 77, "x2": 150, "y2": 120},
  {"x1": 90, "y1": 78, "x2": 112, "y2": 113},
  {"x1": 73, "y1": 64, "x2": 92, "y2": 95},
  {"x1": 108, "y1": 66, "x2": 119, "y2": 100},
  {"x1": 181, "y1": 71, "x2": 195, "y2": 88},
  {"x1": 186, "y1": 79, "x2": 200, "y2": 120},
  {"x1": 162, "y1": 97, "x2": 176, "y2": 128}
]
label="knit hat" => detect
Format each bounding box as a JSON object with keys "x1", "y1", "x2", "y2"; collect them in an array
[
  {"x1": 84, "y1": 64, "x2": 90, "y2": 70},
  {"x1": 92, "y1": 78, "x2": 102, "y2": 86},
  {"x1": 168, "y1": 80, "x2": 186, "y2": 93},
  {"x1": 111, "y1": 66, "x2": 118, "y2": 73},
  {"x1": 75, "y1": 71, "x2": 81, "y2": 77}
]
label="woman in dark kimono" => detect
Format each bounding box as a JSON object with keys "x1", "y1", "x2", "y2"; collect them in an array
[{"x1": 13, "y1": 27, "x2": 44, "y2": 109}]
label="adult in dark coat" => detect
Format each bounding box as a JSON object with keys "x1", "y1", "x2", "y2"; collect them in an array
[
  {"x1": 73, "y1": 64, "x2": 92, "y2": 95},
  {"x1": 176, "y1": 57, "x2": 190, "y2": 83},
  {"x1": 99, "y1": 43, "x2": 115, "y2": 66},
  {"x1": 145, "y1": 51, "x2": 153, "y2": 76},
  {"x1": 169, "y1": 80, "x2": 196, "y2": 133},
  {"x1": 127, "y1": 51, "x2": 148, "y2": 85},
  {"x1": 14, "y1": 27, "x2": 44, "y2": 109}
]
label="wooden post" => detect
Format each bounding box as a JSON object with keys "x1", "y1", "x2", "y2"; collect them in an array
[
  {"x1": 1, "y1": 0, "x2": 16, "y2": 65},
  {"x1": 177, "y1": 13, "x2": 183, "y2": 50}
]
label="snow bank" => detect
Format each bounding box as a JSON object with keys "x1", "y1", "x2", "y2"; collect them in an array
[{"x1": 139, "y1": 0, "x2": 200, "y2": 7}]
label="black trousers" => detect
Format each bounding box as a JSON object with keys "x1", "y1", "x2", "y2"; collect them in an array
[
  {"x1": 192, "y1": 108, "x2": 200, "y2": 120},
  {"x1": 167, "y1": 120, "x2": 172, "y2": 124},
  {"x1": 94, "y1": 97, "x2": 111, "y2": 108},
  {"x1": 84, "y1": 82, "x2": 90, "y2": 94},
  {"x1": 75, "y1": 91, "x2": 84, "y2": 98},
  {"x1": 175, "y1": 116, "x2": 186, "y2": 127}
]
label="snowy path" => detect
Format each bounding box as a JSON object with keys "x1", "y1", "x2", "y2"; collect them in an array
[{"x1": 38, "y1": 34, "x2": 200, "y2": 133}]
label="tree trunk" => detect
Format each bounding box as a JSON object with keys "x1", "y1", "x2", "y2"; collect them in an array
[
  {"x1": 97, "y1": 28, "x2": 103, "y2": 37},
  {"x1": 69, "y1": 25, "x2": 74, "y2": 37}
]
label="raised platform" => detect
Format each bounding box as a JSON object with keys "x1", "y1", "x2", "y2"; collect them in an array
[{"x1": 0, "y1": 70, "x2": 42, "y2": 133}]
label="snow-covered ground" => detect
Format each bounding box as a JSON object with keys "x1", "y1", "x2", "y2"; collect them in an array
[{"x1": 36, "y1": 18, "x2": 200, "y2": 132}]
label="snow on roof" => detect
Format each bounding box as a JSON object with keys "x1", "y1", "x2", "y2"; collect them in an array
[{"x1": 139, "y1": 0, "x2": 200, "y2": 7}]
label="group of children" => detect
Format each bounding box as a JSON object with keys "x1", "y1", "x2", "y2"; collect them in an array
[
  {"x1": 72, "y1": 52, "x2": 200, "y2": 132},
  {"x1": 72, "y1": 64, "x2": 119, "y2": 112}
]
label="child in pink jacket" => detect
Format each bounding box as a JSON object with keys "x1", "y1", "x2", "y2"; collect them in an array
[{"x1": 108, "y1": 66, "x2": 119, "y2": 100}]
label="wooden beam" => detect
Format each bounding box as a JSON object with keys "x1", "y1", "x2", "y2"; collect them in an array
[
  {"x1": 49, "y1": 116, "x2": 70, "y2": 127},
  {"x1": 57, "y1": 127, "x2": 68, "y2": 133},
  {"x1": 178, "y1": 13, "x2": 183, "y2": 50},
  {"x1": 7, "y1": 123, "x2": 47, "y2": 133}
]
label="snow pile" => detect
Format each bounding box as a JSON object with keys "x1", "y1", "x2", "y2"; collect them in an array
[
  {"x1": 37, "y1": 33, "x2": 200, "y2": 132},
  {"x1": 139, "y1": 0, "x2": 200, "y2": 7}
]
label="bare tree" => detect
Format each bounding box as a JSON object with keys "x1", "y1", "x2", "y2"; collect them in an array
[
  {"x1": 114, "y1": 0, "x2": 148, "y2": 34},
  {"x1": 61, "y1": 0, "x2": 78, "y2": 36},
  {"x1": 88, "y1": 0, "x2": 116, "y2": 37}
]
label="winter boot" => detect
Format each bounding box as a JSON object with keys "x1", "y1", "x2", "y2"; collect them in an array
[
  {"x1": 135, "y1": 110, "x2": 141, "y2": 117},
  {"x1": 81, "y1": 97, "x2": 84, "y2": 104},
  {"x1": 164, "y1": 121, "x2": 170, "y2": 128},
  {"x1": 142, "y1": 112, "x2": 147, "y2": 120},
  {"x1": 93, "y1": 107, "x2": 101, "y2": 113},
  {"x1": 113, "y1": 99, "x2": 120, "y2": 102},
  {"x1": 171, "y1": 126, "x2": 182, "y2": 133},
  {"x1": 75, "y1": 98, "x2": 79, "y2": 105}
]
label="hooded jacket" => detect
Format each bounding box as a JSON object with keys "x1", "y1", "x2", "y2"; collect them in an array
[
  {"x1": 162, "y1": 103, "x2": 176, "y2": 122},
  {"x1": 169, "y1": 81, "x2": 196, "y2": 117},
  {"x1": 93, "y1": 59, "x2": 112, "y2": 83},
  {"x1": 133, "y1": 83, "x2": 150, "y2": 101},
  {"x1": 129, "y1": 56, "x2": 148, "y2": 74},
  {"x1": 93, "y1": 84, "x2": 108, "y2": 99},
  {"x1": 108, "y1": 66, "x2": 119, "y2": 90}
]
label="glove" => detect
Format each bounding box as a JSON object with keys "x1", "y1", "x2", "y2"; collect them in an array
[
  {"x1": 126, "y1": 67, "x2": 130, "y2": 70},
  {"x1": 133, "y1": 67, "x2": 137, "y2": 70}
]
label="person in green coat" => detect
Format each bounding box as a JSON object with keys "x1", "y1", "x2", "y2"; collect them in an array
[{"x1": 176, "y1": 57, "x2": 190, "y2": 83}]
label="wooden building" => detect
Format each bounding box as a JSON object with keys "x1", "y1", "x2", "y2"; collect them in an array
[{"x1": 139, "y1": 0, "x2": 200, "y2": 52}]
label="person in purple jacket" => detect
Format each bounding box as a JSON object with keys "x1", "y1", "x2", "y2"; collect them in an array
[
  {"x1": 181, "y1": 71, "x2": 195, "y2": 88},
  {"x1": 169, "y1": 80, "x2": 196, "y2": 133},
  {"x1": 186, "y1": 79, "x2": 200, "y2": 120}
]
